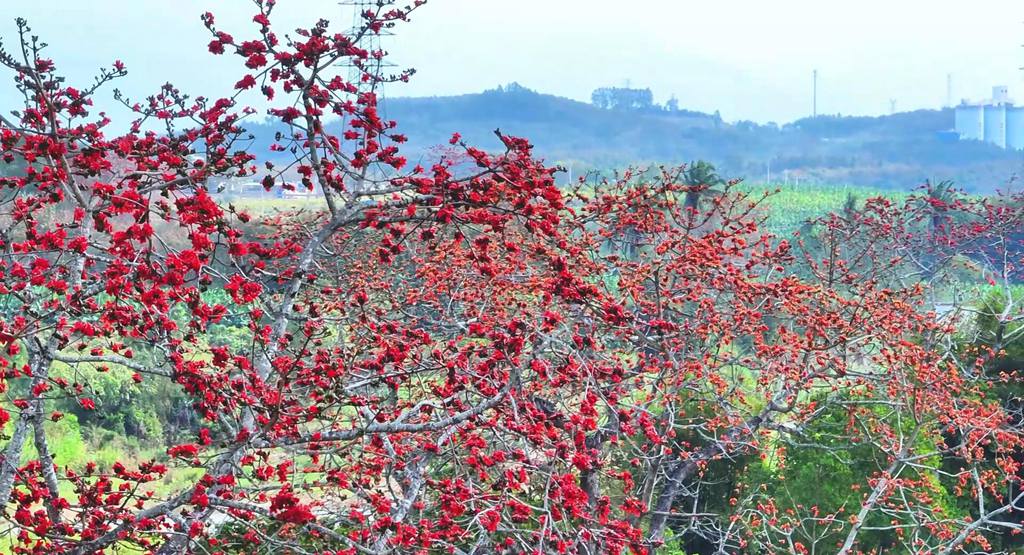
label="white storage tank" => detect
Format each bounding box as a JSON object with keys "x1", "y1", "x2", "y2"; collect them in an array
[
  {"x1": 1007, "y1": 106, "x2": 1024, "y2": 150},
  {"x1": 984, "y1": 104, "x2": 1007, "y2": 148},
  {"x1": 955, "y1": 104, "x2": 984, "y2": 141}
]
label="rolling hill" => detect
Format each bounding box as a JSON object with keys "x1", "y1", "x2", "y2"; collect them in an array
[{"x1": 243, "y1": 83, "x2": 1024, "y2": 190}]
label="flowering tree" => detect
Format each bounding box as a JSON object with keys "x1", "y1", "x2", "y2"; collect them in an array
[{"x1": 0, "y1": 2, "x2": 1024, "y2": 554}]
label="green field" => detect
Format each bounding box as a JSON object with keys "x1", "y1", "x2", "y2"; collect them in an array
[{"x1": 738, "y1": 182, "x2": 904, "y2": 234}]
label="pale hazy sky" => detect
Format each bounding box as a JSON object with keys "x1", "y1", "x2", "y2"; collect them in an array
[{"x1": 1, "y1": 0, "x2": 1023, "y2": 123}]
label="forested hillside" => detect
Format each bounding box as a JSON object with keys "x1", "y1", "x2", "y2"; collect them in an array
[{"x1": 245, "y1": 83, "x2": 1022, "y2": 190}]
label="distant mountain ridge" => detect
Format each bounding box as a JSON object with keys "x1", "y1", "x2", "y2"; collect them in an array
[{"x1": 244, "y1": 84, "x2": 1024, "y2": 190}]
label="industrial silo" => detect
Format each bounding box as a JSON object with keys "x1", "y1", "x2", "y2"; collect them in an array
[
  {"x1": 955, "y1": 104, "x2": 984, "y2": 141},
  {"x1": 984, "y1": 104, "x2": 1007, "y2": 148},
  {"x1": 1007, "y1": 106, "x2": 1024, "y2": 150}
]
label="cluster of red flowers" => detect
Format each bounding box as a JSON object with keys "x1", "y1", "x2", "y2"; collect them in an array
[{"x1": 0, "y1": 3, "x2": 1022, "y2": 555}]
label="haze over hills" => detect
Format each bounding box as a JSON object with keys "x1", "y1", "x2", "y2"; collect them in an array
[{"x1": 247, "y1": 83, "x2": 1024, "y2": 191}]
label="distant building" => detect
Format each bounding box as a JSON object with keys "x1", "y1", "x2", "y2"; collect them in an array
[
  {"x1": 954, "y1": 85, "x2": 1024, "y2": 149},
  {"x1": 210, "y1": 178, "x2": 321, "y2": 199},
  {"x1": 994, "y1": 85, "x2": 1010, "y2": 103},
  {"x1": 591, "y1": 87, "x2": 655, "y2": 111},
  {"x1": 278, "y1": 183, "x2": 320, "y2": 199}
]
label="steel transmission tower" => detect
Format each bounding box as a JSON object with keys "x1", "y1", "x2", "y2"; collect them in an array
[
  {"x1": 338, "y1": 0, "x2": 396, "y2": 92},
  {"x1": 337, "y1": 1, "x2": 398, "y2": 189}
]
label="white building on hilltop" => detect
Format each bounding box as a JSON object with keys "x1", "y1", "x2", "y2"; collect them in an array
[{"x1": 954, "y1": 85, "x2": 1024, "y2": 150}]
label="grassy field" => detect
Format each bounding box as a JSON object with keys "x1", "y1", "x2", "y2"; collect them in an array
[{"x1": 738, "y1": 182, "x2": 905, "y2": 234}]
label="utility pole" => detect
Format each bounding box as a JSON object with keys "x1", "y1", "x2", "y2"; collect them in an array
[
  {"x1": 946, "y1": 73, "x2": 953, "y2": 108},
  {"x1": 812, "y1": 69, "x2": 818, "y2": 118}
]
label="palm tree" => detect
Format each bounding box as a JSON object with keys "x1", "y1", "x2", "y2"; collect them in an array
[
  {"x1": 681, "y1": 160, "x2": 725, "y2": 210},
  {"x1": 842, "y1": 191, "x2": 858, "y2": 219},
  {"x1": 923, "y1": 179, "x2": 957, "y2": 236},
  {"x1": 916, "y1": 179, "x2": 958, "y2": 279}
]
